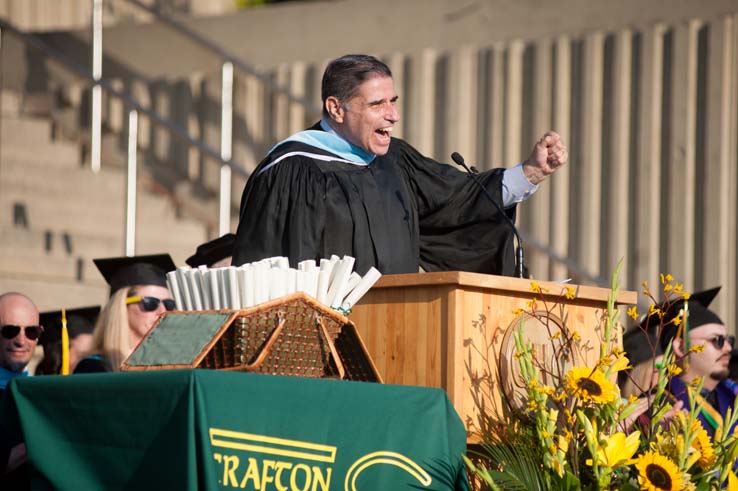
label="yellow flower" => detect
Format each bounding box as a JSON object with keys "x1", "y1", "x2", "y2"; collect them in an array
[
  {"x1": 530, "y1": 281, "x2": 542, "y2": 293},
  {"x1": 728, "y1": 472, "x2": 738, "y2": 491},
  {"x1": 682, "y1": 292, "x2": 691, "y2": 300},
  {"x1": 667, "y1": 364, "x2": 682, "y2": 377},
  {"x1": 648, "y1": 304, "x2": 662, "y2": 317},
  {"x1": 527, "y1": 299, "x2": 537, "y2": 309},
  {"x1": 627, "y1": 306, "x2": 639, "y2": 320},
  {"x1": 661, "y1": 273, "x2": 673, "y2": 284},
  {"x1": 636, "y1": 451, "x2": 683, "y2": 491},
  {"x1": 673, "y1": 283, "x2": 683, "y2": 293},
  {"x1": 690, "y1": 421, "x2": 716, "y2": 470},
  {"x1": 565, "y1": 366, "x2": 619, "y2": 404},
  {"x1": 512, "y1": 308, "x2": 523, "y2": 316},
  {"x1": 589, "y1": 431, "x2": 640, "y2": 469},
  {"x1": 564, "y1": 286, "x2": 576, "y2": 300},
  {"x1": 609, "y1": 352, "x2": 631, "y2": 373}
]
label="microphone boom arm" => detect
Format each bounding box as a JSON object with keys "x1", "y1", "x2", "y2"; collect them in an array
[{"x1": 450, "y1": 152, "x2": 527, "y2": 279}]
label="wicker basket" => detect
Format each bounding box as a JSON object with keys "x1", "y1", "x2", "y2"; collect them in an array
[{"x1": 122, "y1": 292, "x2": 382, "y2": 382}]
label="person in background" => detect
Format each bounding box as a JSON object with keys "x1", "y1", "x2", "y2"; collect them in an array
[
  {"x1": 619, "y1": 324, "x2": 664, "y2": 400},
  {"x1": 186, "y1": 233, "x2": 236, "y2": 268},
  {"x1": 75, "y1": 254, "x2": 176, "y2": 373},
  {"x1": 652, "y1": 287, "x2": 735, "y2": 439},
  {"x1": 0, "y1": 292, "x2": 41, "y2": 487},
  {"x1": 618, "y1": 321, "x2": 684, "y2": 431},
  {"x1": 0, "y1": 293, "x2": 41, "y2": 395},
  {"x1": 37, "y1": 306, "x2": 100, "y2": 375}
]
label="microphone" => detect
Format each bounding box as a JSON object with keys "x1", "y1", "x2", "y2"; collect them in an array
[{"x1": 451, "y1": 152, "x2": 527, "y2": 279}]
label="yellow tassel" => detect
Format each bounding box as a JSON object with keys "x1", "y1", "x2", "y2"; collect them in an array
[{"x1": 61, "y1": 308, "x2": 70, "y2": 375}]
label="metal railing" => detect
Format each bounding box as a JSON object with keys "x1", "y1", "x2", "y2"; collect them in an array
[
  {"x1": 0, "y1": 16, "x2": 248, "y2": 256},
  {"x1": 90, "y1": 0, "x2": 321, "y2": 236}
]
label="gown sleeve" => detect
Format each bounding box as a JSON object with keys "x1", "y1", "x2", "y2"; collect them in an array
[
  {"x1": 232, "y1": 153, "x2": 326, "y2": 267},
  {"x1": 393, "y1": 140, "x2": 517, "y2": 276}
]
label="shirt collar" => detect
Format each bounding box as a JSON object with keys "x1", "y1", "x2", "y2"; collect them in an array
[{"x1": 0, "y1": 366, "x2": 29, "y2": 390}]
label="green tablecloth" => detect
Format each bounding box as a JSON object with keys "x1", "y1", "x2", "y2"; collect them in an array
[{"x1": 2, "y1": 370, "x2": 468, "y2": 490}]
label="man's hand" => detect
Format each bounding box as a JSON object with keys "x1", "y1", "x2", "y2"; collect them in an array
[{"x1": 522, "y1": 131, "x2": 568, "y2": 185}]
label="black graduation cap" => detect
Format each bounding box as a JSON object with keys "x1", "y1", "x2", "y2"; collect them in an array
[
  {"x1": 185, "y1": 233, "x2": 236, "y2": 268},
  {"x1": 39, "y1": 306, "x2": 101, "y2": 345},
  {"x1": 93, "y1": 253, "x2": 176, "y2": 296},
  {"x1": 637, "y1": 286, "x2": 723, "y2": 352}
]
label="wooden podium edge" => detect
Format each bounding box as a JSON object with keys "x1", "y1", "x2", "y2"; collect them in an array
[{"x1": 370, "y1": 271, "x2": 638, "y2": 305}]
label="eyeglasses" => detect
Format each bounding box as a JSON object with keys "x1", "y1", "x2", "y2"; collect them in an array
[
  {"x1": 126, "y1": 296, "x2": 176, "y2": 312},
  {"x1": 1, "y1": 324, "x2": 44, "y2": 341},
  {"x1": 692, "y1": 334, "x2": 735, "y2": 350}
]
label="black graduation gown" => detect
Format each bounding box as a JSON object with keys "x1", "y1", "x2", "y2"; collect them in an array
[{"x1": 233, "y1": 128, "x2": 516, "y2": 276}]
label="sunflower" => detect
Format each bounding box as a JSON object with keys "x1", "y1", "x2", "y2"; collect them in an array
[
  {"x1": 635, "y1": 451, "x2": 683, "y2": 491},
  {"x1": 690, "y1": 421, "x2": 716, "y2": 470},
  {"x1": 564, "y1": 366, "x2": 619, "y2": 404}
]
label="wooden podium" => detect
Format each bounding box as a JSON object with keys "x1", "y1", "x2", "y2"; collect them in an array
[{"x1": 350, "y1": 272, "x2": 637, "y2": 442}]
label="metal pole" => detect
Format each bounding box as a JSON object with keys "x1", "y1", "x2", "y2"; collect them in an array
[
  {"x1": 91, "y1": 0, "x2": 103, "y2": 173},
  {"x1": 125, "y1": 109, "x2": 138, "y2": 256},
  {"x1": 219, "y1": 61, "x2": 233, "y2": 236},
  {"x1": 0, "y1": 28, "x2": 4, "y2": 167}
]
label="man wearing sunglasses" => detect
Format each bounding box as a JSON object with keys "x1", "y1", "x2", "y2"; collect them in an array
[
  {"x1": 0, "y1": 291, "x2": 40, "y2": 487},
  {"x1": 652, "y1": 287, "x2": 737, "y2": 440},
  {"x1": 0, "y1": 292, "x2": 41, "y2": 394}
]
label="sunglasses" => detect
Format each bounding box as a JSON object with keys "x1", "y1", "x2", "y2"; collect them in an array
[
  {"x1": 126, "y1": 296, "x2": 176, "y2": 312},
  {"x1": 692, "y1": 334, "x2": 735, "y2": 350},
  {"x1": 1, "y1": 324, "x2": 44, "y2": 341}
]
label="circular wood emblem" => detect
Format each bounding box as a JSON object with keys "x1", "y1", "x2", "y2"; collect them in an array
[{"x1": 498, "y1": 311, "x2": 573, "y2": 411}]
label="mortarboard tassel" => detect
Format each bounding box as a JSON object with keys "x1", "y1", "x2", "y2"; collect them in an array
[{"x1": 61, "y1": 308, "x2": 70, "y2": 375}]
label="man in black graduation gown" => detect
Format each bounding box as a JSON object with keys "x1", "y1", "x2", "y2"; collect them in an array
[{"x1": 233, "y1": 54, "x2": 567, "y2": 275}]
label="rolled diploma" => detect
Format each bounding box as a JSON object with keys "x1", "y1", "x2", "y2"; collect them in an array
[
  {"x1": 219, "y1": 268, "x2": 230, "y2": 308},
  {"x1": 327, "y1": 256, "x2": 355, "y2": 308},
  {"x1": 166, "y1": 271, "x2": 184, "y2": 310},
  {"x1": 244, "y1": 265, "x2": 255, "y2": 307},
  {"x1": 269, "y1": 267, "x2": 286, "y2": 300},
  {"x1": 316, "y1": 269, "x2": 331, "y2": 304},
  {"x1": 176, "y1": 267, "x2": 194, "y2": 311},
  {"x1": 304, "y1": 270, "x2": 319, "y2": 299},
  {"x1": 286, "y1": 268, "x2": 298, "y2": 296},
  {"x1": 198, "y1": 266, "x2": 212, "y2": 309},
  {"x1": 237, "y1": 266, "x2": 248, "y2": 308},
  {"x1": 228, "y1": 267, "x2": 240, "y2": 309},
  {"x1": 188, "y1": 269, "x2": 203, "y2": 311},
  {"x1": 209, "y1": 270, "x2": 221, "y2": 309},
  {"x1": 253, "y1": 262, "x2": 268, "y2": 305},
  {"x1": 341, "y1": 267, "x2": 382, "y2": 311}
]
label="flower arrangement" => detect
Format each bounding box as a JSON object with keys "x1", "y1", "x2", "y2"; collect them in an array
[{"x1": 465, "y1": 264, "x2": 738, "y2": 490}]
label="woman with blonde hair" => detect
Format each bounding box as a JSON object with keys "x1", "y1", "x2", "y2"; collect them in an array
[{"x1": 75, "y1": 254, "x2": 176, "y2": 373}]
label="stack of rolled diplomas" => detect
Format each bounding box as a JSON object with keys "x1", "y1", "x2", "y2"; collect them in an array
[{"x1": 165, "y1": 255, "x2": 381, "y2": 314}]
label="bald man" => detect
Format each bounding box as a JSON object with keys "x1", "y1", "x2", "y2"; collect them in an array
[
  {"x1": 0, "y1": 292, "x2": 41, "y2": 392},
  {"x1": 0, "y1": 292, "x2": 39, "y2": 484}
]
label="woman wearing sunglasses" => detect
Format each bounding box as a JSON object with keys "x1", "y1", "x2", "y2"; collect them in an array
[{"x1": 75, "y1": 254, "x2": 176, "y2": 373}]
